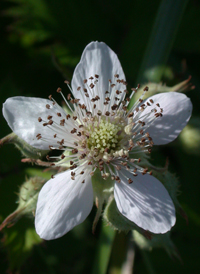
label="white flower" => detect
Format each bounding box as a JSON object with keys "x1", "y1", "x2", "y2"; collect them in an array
[{"x1": 2, "y1": 42, "x2": 192, "y2": 240}]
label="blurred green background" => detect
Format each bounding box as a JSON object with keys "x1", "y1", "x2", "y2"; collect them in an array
[{"x1": 0, "y1": 0, "x2": 200, "y2": 273}]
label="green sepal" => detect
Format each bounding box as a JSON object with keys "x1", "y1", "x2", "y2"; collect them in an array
[
  {"x1": 0, "y1": 176, "x2": 46, "y2": 230},
  {"x1": 133, "y1": 230, "x2": 181, "y2": 261},
  {"x1": 0, "y1": 132, "x2": 49, "y2": 159},
  {"x1": 103, "y1": 196, "x2": 144, "y2": 234}
]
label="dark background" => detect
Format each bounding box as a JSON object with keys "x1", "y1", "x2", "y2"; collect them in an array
[{"x1": 0, "y1": 0, "x2": 200, "y2": 273}]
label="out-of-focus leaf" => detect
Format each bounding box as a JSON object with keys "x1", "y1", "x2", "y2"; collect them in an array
[{"x1": 2, "y1": 220, "x2": 42, "y2": 270}]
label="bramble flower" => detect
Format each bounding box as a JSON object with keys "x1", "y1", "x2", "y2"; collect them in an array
[{"x1": 2, "y1": 42, "x2": 192, "y2": 240}]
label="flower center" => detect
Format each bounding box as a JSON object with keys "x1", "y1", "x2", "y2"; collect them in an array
[
  {"x1": 37, "y1": 75, "x2": 163, "y2": 181},
  {"x1": 86, "y1": 117, "x2": 123, "y2": 155}
]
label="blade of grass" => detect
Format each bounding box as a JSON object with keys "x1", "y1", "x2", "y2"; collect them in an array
[{"x1": 136, "y1": 0, "x2": 188, "y2": 84}]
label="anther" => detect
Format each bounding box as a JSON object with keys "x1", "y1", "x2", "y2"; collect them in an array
[
  {"x1": 38, "y1": 117, "x2": 42, "y2": 122},
  {"x1": 46, "y1": 104, "x2": 50, "y2": 109},
  {"x1": 57, "y1": 87, "x2": 62, "y2": 93},
  {"x1": 97, "y1": 110, "x2": 102, "y2": 116},
  {"x1": 71, "y1": 128, "x2": 77, "y2": 134},
  {"x1": 60, "y1": 119, "x2": 65, "y2": 126},
  {"x1": 128, "y1": 178, "x2": 133, "y2": 184}
]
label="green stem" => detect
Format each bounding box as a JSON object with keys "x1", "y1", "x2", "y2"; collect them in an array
[
  {"x1": 91, "y1": 223, "x2": 116, "y2": 274},
  {"x1": 141, "y1": 250, "x2": 157, "y2": 274}
]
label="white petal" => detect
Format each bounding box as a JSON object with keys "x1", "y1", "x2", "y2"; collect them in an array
[
  {"x1": 141, "y1": 92, "x2": 192, "y2": 145},
  {"x1": 3, "y1": 96, "x2": 68, "y2": 150},
  {"x1": 35, "y1": 170, "x2": 93, "y2": 240},
  {"x1": 71, "y1": 41, "x2": 126, "y2": 109},
  {"x1": 114, "y1": 171, "x2": 176, "y2": 234}
]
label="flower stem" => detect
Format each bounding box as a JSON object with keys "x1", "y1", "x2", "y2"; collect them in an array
[
  {"x1": 141, "y1": 250, "x2": 157, "y2": 274},
  {"x1": 91, "y1": 222, "x2": 116, "y2": 274}
]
